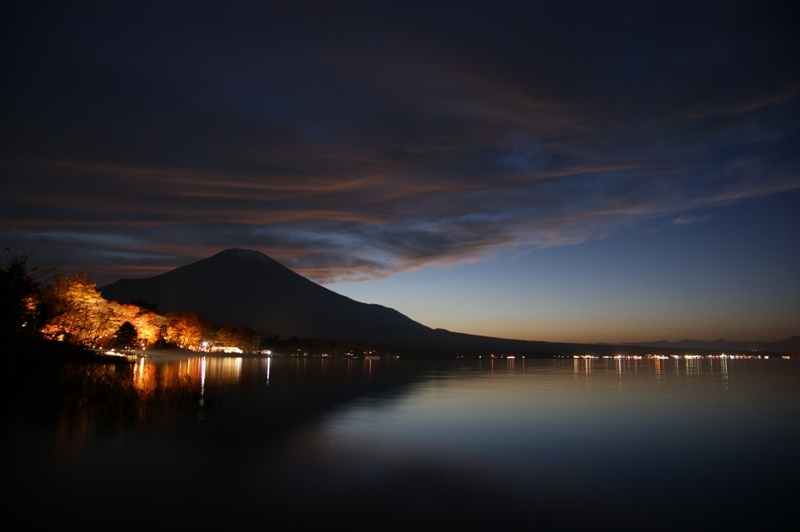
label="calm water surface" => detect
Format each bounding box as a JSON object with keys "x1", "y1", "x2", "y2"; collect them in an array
[{"x1": 5, "y1": 355, "x2": 799, "y2": 530}]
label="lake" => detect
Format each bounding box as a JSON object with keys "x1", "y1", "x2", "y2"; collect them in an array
[{"x1": 5, "y1": 354, "x2": 799, "y2": 530}]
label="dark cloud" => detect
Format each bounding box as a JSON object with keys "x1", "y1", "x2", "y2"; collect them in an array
[{"x1": 2, "y1": 1, "x2": 798, "y2": 284}]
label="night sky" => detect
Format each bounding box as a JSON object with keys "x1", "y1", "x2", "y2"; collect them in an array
[{"x1": 3, "y1": 1, "x2": 798, "y2": 343}]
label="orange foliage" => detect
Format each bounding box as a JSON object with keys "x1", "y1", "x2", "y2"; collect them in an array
[
  {"x1": 163, "y1": 310, "x2": 211, "y2": 350},
  {"x1": 215, "y1": 325, "x2": 261, "y2": 352},
  {"x1": 43, "y1": 273, "x2": 110, "y2": 346},
  {"x1": 39, "y1": 273, "x2": 256, "y2": 352},
  {"x1": 132, "y1": 310, "x2": 165, "y2": 347}
]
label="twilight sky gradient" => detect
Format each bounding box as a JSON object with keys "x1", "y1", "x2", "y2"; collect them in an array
[{"x1": 2, "y1": 1, "x2": 798, "y2": 343}]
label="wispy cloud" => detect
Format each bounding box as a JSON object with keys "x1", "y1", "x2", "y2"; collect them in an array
[
  {"x1": 2, "y1": 1, "x2": 798, "y2": 284},
  {"x1": 672, "y1": 215, "x2": 711, "y2": 226}
]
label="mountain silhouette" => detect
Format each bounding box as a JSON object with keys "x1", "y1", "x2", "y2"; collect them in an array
[
  {"x1": 100, "y1": 248, "x2": 435, "y2": 346},
  {"x1": 99, "y1": 249, "x2": 798, "y2": 356}
]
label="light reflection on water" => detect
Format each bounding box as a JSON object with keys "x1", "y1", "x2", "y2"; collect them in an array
[{"x1": 5, "y1": 355, "x2": 800, "y2": 530}]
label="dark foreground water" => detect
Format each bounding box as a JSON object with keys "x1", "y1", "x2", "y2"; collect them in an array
[{"x1": 4, "y1": 354, "x2": 800, "y2": 530}]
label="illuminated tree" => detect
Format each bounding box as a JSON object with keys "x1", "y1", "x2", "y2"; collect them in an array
[
  {"x1": 132, "y1": 310, "x2": 165, "y2": 347},
  {"x1": 101, "y1": 300, "x2": 165, "y2": 348},
  {"x1": 25, "y1": 267, "x2": 259, "y2": 354},
  {"x1": 216, "y1": 325, "x2": 261, "y2": 353},
  {"x1": 215, "y1": 325, "x2": 241, "y2": 347},
  {"x1": 164, "y1": 310, "x2": 211, "y2": 350},
  {"x1": 43, "y1": 273, "x2": 110, "y2": 346},
  {"x1": 107, "y1": 301, "x2": 140, "y2": 328}
]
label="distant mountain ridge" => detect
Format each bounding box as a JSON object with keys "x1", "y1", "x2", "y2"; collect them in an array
[
  {"x1": 99, "y1": 248, "x2": 799, "y2": 356},
  {"x1": 624, "y1": 337, "x2": 800, "y2": 353}
]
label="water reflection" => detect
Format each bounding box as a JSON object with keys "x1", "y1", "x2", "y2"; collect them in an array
[
  {"x1": 558, "y1": 354, "x2": 756, "y2": 392},
  {"x1": 654, "y1": 356, "x2": 662, "y2": 382},
  {"x1": 5, "y1": 355, "x2": 800, "y2": 530}
]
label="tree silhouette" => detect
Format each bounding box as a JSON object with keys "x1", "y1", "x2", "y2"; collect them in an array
[
  {"x1": 113, "y1": 321, "x2": 138, "y2": 349},
  {"x1": 0, "y1": 250, "x2": 51, "y2": 343}
]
